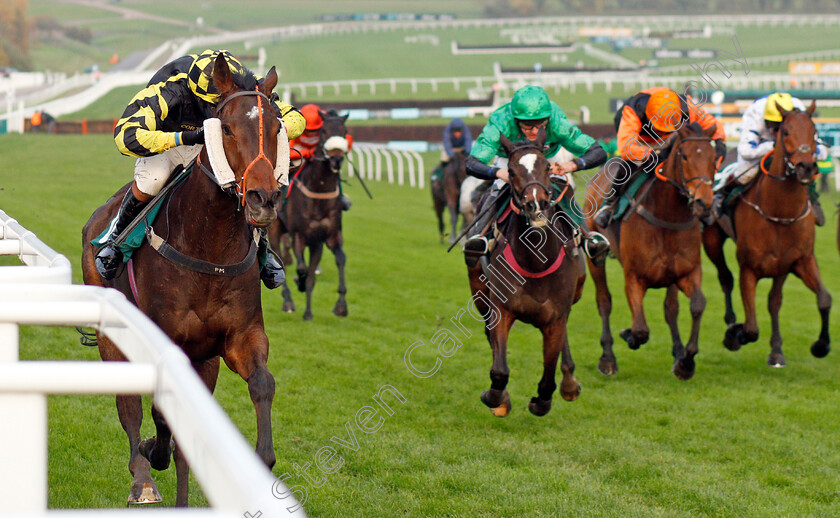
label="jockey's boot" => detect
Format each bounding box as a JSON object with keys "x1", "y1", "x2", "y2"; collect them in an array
[
  {"x1": 258, "y1": 234, "x2": 286, "y2": 289},
  {"x1": 809, "y1": 183, "x2": 825, "y2": 226},
  {"x1": 340, "y1": 194, "x2": 352, "y2": 211},
  {"x1": 711, "y1": 189, "x2": 727, "y2": 220},
  {"x1": 463, "y1": 185, "x2": 504, "y2": 267},
  {"x1": 593, "y1": 194, "x2": 616, "y2": 229},
  {"x1": 95, "y1": 189, "x2": 149, "y2": 280},
  {"x1": 583, "y1": 231, "x2": 610, "y2": 265}
]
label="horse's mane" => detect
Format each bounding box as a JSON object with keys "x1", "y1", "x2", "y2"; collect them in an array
[{"x1": 233, "y1": 70, "x2": 259, "y2": 92}]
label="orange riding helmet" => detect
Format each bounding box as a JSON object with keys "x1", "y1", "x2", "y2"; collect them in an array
[
  {"x1": 300, "y1": 104, "x2": 324, "y2": 131},
  {"x1": 645, "y1": 88, "x2": 683, "y2": 133}
]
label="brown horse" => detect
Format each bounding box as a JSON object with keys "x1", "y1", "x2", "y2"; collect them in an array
[
  {"x1": 468, "y1": 130, "x2": 586, "y2": 417},
  {"x1": 585, "y1": 122, "x2": 717, "y2": 380},
  {"x1": 270, "y1": 110, "x2": 349, "y2": 321},
  {"x1": 702, "y1": 101, "x2": 831, "y2": 367},
  {"x1": 81, "y1": 55, "x2": 282, "y2": 506}
]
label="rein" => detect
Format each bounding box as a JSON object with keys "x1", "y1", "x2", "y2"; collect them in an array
[{"x1": 652, "y1": 136, "x2": 713, "y2": 198}]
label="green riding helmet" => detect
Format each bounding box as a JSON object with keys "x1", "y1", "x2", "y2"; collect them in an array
[{"x1": 510, "y1": 85, "x2": 552, "y2": 121}]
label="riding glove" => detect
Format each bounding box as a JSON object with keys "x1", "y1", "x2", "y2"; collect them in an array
[{"x1": 180, "y1": 128, "x2": 205, "y2": 146}]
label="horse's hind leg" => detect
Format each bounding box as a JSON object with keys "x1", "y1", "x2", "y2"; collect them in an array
[
  {"x1": 674, "y1": 270, "x2": 706, "y2": 380},
  {"x1": 172, "y1": 358, "x2": 220, "y2": 507},
  {"x1": 621, "y1": 273, "x2": 650, "y2": 350},
  {"x1": 558, "y1": 331, "x2": 580, "y2": 402},
  {"x1": 663, "y1": 284, "x2": 685, "y2": 368},
  {"x1": 99, "y1": 337, "x2": 161, "y2": 505},
  {"x1": 303, "y1": 242, "x2": 324, "y2": 321},
  {"x1": 702, "y1": 224, "x2": 736, "y2": 326},
  {"x1": 328, "y1": 235, "x2": 348, "y2": 317},
  {"x1": 587, "y1": 256, "x2": 616, "y2": 375},
  {"x1": 792, "y1": 254, "x2": 831, "y2": 360},
  {"x1": 766, "y1": 274, "x2": 788, "y2": 367}
]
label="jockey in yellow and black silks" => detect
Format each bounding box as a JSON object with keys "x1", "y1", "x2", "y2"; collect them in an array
[{"x1": 97, "y1": 49, "x2": 305, "y2": 286}]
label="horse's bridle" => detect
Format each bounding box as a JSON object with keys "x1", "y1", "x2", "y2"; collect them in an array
[
  {"x1": 312, "y1": 115, "x2": 348, "y2": 174},
  {"x1": 214, "y1": 89, "x2": 274, "y2": 204},
  {"x1": 506, "y1": 142, "x2": 553, "y2": 211},
  {"x1": 654, "y1": 135, "x2": 714, "y2": 199}
]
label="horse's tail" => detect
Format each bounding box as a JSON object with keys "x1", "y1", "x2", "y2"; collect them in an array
[{"x1": 75, "y1": 327, "x2": 98, "y2": 347}]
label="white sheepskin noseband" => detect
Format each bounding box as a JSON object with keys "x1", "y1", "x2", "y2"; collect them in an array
[{"x1": 203, "y1": 118, "x2": 291, "y2": 188}]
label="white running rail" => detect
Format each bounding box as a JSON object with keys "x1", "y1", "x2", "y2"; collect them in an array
[{"x1": 0, "y1": 209, "x2": 304, "y2": 517}]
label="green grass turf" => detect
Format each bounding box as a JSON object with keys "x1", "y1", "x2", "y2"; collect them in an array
[{"x1": 1, "y1": 134, "x2": 840, "y2": 515}]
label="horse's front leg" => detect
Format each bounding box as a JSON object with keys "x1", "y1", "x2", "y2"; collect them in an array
[
  {"x1": 674, "y1": 269, "x2": 706, "y2": 380},
  {"x1": 99, "y1": 337, "x2": 161, "y2": 505},
  {"x1": 663, "y1": 284, "x2": 685, "y2": 367},
  {"x1": 587, "y1": 256, "x2": 616, "y2": 375},
  {"x1": 292, "y1": 232, "x2": 308, "y2": 293},
  {"x1": 224, "y1": 330, "x2": 276, "y2": 468},
  {"x1": 766, "y1": 274, "x2": 788, "y2": 367},
  {"x1": 172, "y1": 358, "x2": 220, "y2": 507},
  {"x1": 726, "y1": 267, "x2": 760, "y2": 350},
  {"x1": 792, "y1": 254, "x2": 832, "y2": 361},
  {"x1": 621, "y1": 273, "x2": 650, "y2": 350},
  {"x1": 702, "y1": 224, "x2": 736, "y2": 326},
  {"x1": 303, "y1": 241, "x2": 324, "y2": 321},
  {"x1": 480, "y1": 310, "x2": 516, "y2": 417},
  {"x1": 328, "y1": 233, "x2": 348, "y2": 317},
  {"x1": 448, "y1": 202, "x2": 460, "y2": 245}
]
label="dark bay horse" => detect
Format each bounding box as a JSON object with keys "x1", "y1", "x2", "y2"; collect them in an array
[
  {"x1": 702, "y1": 101, "x2": 831, "y2": 367},
  {"x1": 81, "y1": 55, "x2": 283, "y2": 506},
  {"x1": 585, "y1": 122, "x2": 717, "y2": 380},
  {"x1": 468, "y1": 131, "x2": 586, "y2": 417},
  {"x1": 270, "y1": 110, "x2": 349, "y2": 321},
  {"x1": 436, "y1": 150, "x2": 469, "y2": 244}
]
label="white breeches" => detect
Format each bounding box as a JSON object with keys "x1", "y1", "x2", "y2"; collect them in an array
[{"x1": 134, "y1": 145, "x2": 203, "y2": 196}]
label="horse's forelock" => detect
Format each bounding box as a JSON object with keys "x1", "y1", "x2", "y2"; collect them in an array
[
  {"x1": 687, "y1": 121, "x2": 704, "y2": 135},
  {"x1": 232, "y1": 70, "x2": 258, "y2": 92}
]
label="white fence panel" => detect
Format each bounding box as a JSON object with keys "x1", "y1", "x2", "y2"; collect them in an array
[
  {"x1": 348, "y1": 143, "x2": 425, "y2": 189},
  {"x1": 0, "y1": 209, "x2": 304, "y2": 517}
]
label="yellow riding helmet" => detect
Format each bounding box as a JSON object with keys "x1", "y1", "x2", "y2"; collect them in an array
[{"x1": 763, "y1": 93, "x2": 795, "y2": 123}]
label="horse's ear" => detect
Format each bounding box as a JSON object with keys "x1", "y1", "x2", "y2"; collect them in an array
[
  {"x1": 776, "y1": 101, "x2": 791, "y2": 120},
  {"x1": 535, "y1": 125, "x2": 547, "y2": 149},
  {"x1": 212, "y1": 53, "x2": 234, "y2": 95},
  {"x1": 260, "y1": 66, "x2": 278, "y2": 96},
  {"x1": 341, "y1": 113, "x2": 349, "y2": 123},
  {"x1": 702, "y1": 124, "x2": 717, "y2": 139},
  {"x1": 807, "y1": 99, "x2": 816, "y2": 116},
  {"x1": 319, "y1": 110, "x2": 329, "y2": 120},
  {"x1": 499, "y1": 132, "x2": 515, "y2": 155}
]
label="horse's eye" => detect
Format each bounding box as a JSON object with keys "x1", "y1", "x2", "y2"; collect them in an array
[
  {"x1": 222, "y1": 124, "x2": 233, "y2": 136},
  {"x1": 681, "y1": 153, "x2": 688, "y2": 160},
  {"x1": 782, "y1": 130, "x2": 789, "y2": 137}
]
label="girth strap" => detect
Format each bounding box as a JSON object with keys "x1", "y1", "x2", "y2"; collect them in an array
[{"x1": 145, "y1": 226, "x2": 258, "y2": 276}]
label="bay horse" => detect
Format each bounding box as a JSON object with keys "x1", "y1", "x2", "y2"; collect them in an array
[
  {"x1": 270, "y1": 110, "x2": 349, "y2": 321},
  {"x1": 585, "y1": 122, "x2": 717, "y2": 380},
  {"x1": 468, "y1": 130, "x2": 586, "y2": 417},
  {"x1": 702, "y1": 101, "x2": 831, "y2": 367},
  {"x1": 81, "y1": 54, "x2": 283, "y2": 506}
]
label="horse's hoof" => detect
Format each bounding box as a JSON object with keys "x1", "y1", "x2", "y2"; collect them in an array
[
  {"x1": 620, "y1": 329, "x2": 639, "y2": 350},
  {"x1": 560, "y1": 381, "x2": 581, "y2": 401},
  {"x1": 282, "y1": 301, "x2": 296, "y2": 313},
  {"x1": 811, "y1": 339, "x2": 830, "y2": 358},
  {"x1": 303, "y1": 311, "x2": 313, "y2": 321},
  {"x1": 127, "y1": 481, "x2": 162, "y2": 505},
  {"x1": 481, "y1": 390, "x2": 511, "y2": 417},
  {"x1": 723, "y1": 324, "x2": 744, "y2": 351},
  {"x1": 767, "y1": 352, "x2": 787, "y2": 367},
  {"x1": 333, "y1": 302, "x2": 348, "y2": 317},
  {"x1": 528, "y1": 397, "x2": 552, "y2": 416},
  {"x1": 598, "y1": 356, "x2": 618, "y2": 376},
  {"x1": 139, "y1": 438, "x2": 170, "y2": 471},
  {"x1": 672, "y1": 357, "x2": 696, "y2": 380}
]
